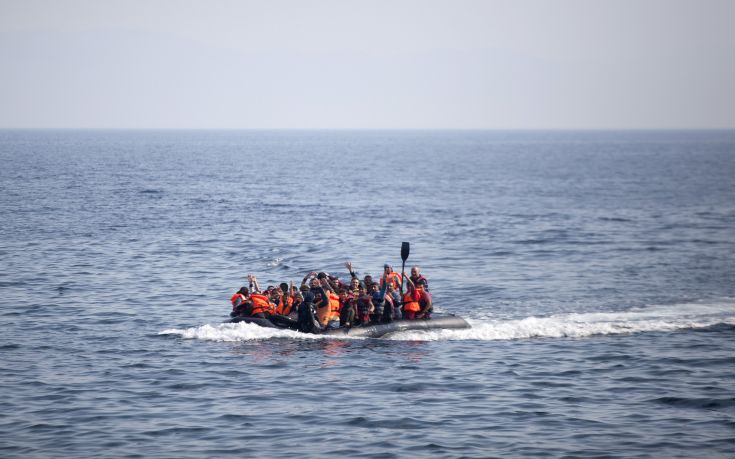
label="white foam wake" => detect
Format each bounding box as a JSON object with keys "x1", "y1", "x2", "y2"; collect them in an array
[
  {"x1": 159, "y1": 299, "x2": 735, "y2": 343},
  {"x1": 159, "y1": 321, "x2": 328, "y2": 342},
  {"x1": 389, "y1": 299, "x2": 735, "y2": 341}
]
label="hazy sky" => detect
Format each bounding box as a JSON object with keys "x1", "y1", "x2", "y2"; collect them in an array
[{"x1": 1, "y1": 0, "x2": 733, "y2": 129}]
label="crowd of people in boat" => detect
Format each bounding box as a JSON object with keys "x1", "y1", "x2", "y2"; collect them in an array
[{"x1": 230, "y1": 262, "x2": 432, "y2": 329}]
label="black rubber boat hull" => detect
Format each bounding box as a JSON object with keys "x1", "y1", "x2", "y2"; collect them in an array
[{"x1": 229, "y1": 314, "x2": 470, "y2": 338}]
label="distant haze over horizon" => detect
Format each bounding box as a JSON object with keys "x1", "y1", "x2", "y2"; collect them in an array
[{"x1": 1, "y1": 0, "x2": 734, "y2": 129}]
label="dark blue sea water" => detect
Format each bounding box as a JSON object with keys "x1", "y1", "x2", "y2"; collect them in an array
[{"x1": 1, "y1": 129, "x2": 735, "y2": 458}]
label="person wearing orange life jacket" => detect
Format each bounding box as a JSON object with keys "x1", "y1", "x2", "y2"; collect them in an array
[
  {"x1": 401, "y1": 271, "x2": 422, "y2": 320},
  {"x1": 379, "y1": 263, "x2": 402, "y2": 291},
  {"x1": 230, "y1": 286, "x2": 252, "y2": 317},
  {"x1": 246, "y1": 274, "x2": 276, "y2": 318},
  {"x1": 275, "y1": 281, "x2": 296, "y2": 317},
  {"x1": 317, "y1": 272, "x2": 342, "y2": 329},
  {"x1": 415, "y1": 278, "x2": 433, "y2": 319}
]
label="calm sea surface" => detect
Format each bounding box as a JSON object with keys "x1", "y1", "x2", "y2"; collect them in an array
[{"x1": 1, "y1": 130, "x2": 735, "y2": 458}]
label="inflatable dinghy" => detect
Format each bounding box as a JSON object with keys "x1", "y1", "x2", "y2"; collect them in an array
[{"x1": 230, "y1": 313, "x2": 470, "y2": 338}]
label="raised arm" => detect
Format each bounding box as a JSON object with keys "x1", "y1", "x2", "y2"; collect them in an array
[
  {"x1": 301, "y1": 271, "x2": 316, "y2": 288},
  {"x1": 345, "y1": 261, "x2": 358, "y2": 279},
  {"x1": 249, "y1": 274, "x2": 261, "y2": 293},
  {"x1": 321, "y1": 277, "x2": 335, "y2": 293},
  {"x1": 402, "y1": 272, "x2": 415, "y2": 292}
]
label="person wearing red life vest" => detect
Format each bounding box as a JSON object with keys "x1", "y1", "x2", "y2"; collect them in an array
[
  {"x1": 409, "y1": 265, "x2": 429, "y2": 292},
  {"x1": 415, "y1": 278, "x2": 433, "y2": 319},
  {"x1": 339, "y1": 288, "x2": 356, "y2": 328},
  {"x1": 401, "y1": 271, "x2": 422, "y2": 320}
]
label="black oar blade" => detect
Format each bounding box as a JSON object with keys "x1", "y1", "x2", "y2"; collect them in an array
[{"x1": 401, "y1": 242, "x2": 410, "y2": 261}]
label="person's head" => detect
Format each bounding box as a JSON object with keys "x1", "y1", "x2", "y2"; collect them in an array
[
  {"x1": 294, "y1": 292, "x2": 304, "y2": 303},
  {"x1": 383, "y1": 263, "x2": 392, "y2": 274},
  {"x1": 310, "y1": 278, "x2": 321, "y2": 288},
  {"x1": 266, "y1": 285, "x2": 275, "y2": 294},
  {"x1": 279, "y1": 282, "x2": 289, "y2": 294},
  {"x1": 300, "y1": 284, "x2": 309, "y2": 293},
  {"x1": 350, "y1": 278, "x2": 359, "y2": 289},
  {"x1": 411, "y1": 266, "x2": 420, "y2": 277},
  {"x1": 364, "y1": 274, "x2": 373, "y2": 284},
  {"x1": 317, "y1": 272, "x2": 327, "y2": 280},
  {"x1": 237, "y1": 287, "x2": 249, "y2": 296},
  {"x1": 417, "y1": 278, "x2": 428, "y2": 289},
  {"x1": 358, "y1": 284, "x2": 366, "y2": 294},
  {"x1": 370, "y1": 283, "x2": 379, "y2": 293}
]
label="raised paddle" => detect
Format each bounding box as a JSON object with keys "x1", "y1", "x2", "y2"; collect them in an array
[{"x1": 400, "y1": 241, "x2": 410, "y2": 297}]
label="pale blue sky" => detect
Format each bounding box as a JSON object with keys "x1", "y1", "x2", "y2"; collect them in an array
[{"x1": 1, "y1": 0, "x2": 733, "y2": 128}]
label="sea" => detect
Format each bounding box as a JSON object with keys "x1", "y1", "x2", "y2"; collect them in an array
[{"x1": 1, "y1": 129, "x2": 734, "y2": 458}]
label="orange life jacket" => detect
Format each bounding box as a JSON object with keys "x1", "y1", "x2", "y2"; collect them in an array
[
  {"x1": 402, "y1": 291, "x2": 420, "y2": 312},
  {"x1": 250, "y1": 293, "x2": 274, "y2": 316},
  {"x1": 380, "y1": 272, "x2": 402, "y2": 290},
  {"x1": 231, "y1": 293, "x2": 248, "y2": 309},
  {"x1": 327, "y1": 292, "x2": 341, "y2": 321},
  {"x1": 276, "y1": 295, "x2": 294, "y2": 316}
]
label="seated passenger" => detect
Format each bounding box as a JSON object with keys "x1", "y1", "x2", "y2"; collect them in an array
[
  {"x1": 344, "y1": 260, "x2": 376, "y2": 291},
  {"x1": 380, "y1": 264, "x2": 402, "y2": 290},
  {"x1": 409, "y1": 265, "x2": 429, "y2": 292},
  {"x1": 415, "y1": 279, "x2": 433, "y2": 319},
  {"x1": 230, "y1": 286, "x2": 251, "y2": 317},
  {"x1": 356, "y1": 284, "x2": 374, "y2": 325},
  {"x1": 275, "y1": 281, "x2": 296, "y2": 317},
  {"x1": 339, "y1": 288, "x2": 356, "y2": 328},
  {"x1": 319, "y1": 272, "x2": 342, "y2": 329},
  {"x1": 302, "y1": 272, "x2": 332, "y2": 328},
  {"x1": 247, "y1": 274, "x2": 276, "y2": 318},
  {"x1": 369, "y1": 282, "x2": 390, "y2": 324},
  {"x1": 401, "y1": 271, "x2": 422, "y2": 320},
  {"x1": 297, "y1": 292, "x2": 323, "y2": 334},
  {"x1": 386, "y1": 283, "x2": 402, "y2": 320},
  {"x1": 363, "y1": 274, "x2": 375, "y2": 291}
]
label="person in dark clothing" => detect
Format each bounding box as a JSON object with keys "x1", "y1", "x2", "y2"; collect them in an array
[
  {"x1": 339, "y1": 289, "x2": 356, "y2": 328},
  {"x1": 297, "y1": 292, "x2": 323, "y2": 334},
  {"x1": 301, "y1": 271, "x2": 331, "y2": 327},
  {"x1": 369, "y1": 281, "x2": 390, "y2": 323},
  {"x1": 410, "y1": 266, "x2": 429, "y2": 292},
  {"x1": 416, "y1": 279, "x2": 433, "y2": 319},
  {"x1": 230, "y1": 286, "x2": 252, "y2": 317},
  {"x1": 356, "y1": 284, "x2": 373, "y2": 325}
]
